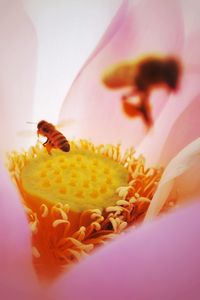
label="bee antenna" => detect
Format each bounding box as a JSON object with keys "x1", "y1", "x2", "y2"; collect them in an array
[{"x1": 26, "y1": 121, "x2": 37, "y2": 124}]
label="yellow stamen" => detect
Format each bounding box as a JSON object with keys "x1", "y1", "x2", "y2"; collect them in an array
[{"x1": 8, "y1": 140, "x2": 162, "y2": 282}]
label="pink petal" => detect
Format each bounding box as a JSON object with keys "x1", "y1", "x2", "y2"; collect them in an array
[
  {"x1": 159, "y1": 94, "x2": 200, "y2": 165},
  {"x1": 0, "y1": 164, "x2": 47, "y2": 299},
  {"x1": 129, "y1": 0, "x2": 184, "y2": 55},
  {"x1": 59, "y1": 0, "x2": 184, "y2": 148},
  {"x1": 183, "y1": 31, "x2": 200, "y2": 67},
  {"x1": 52, "y1": 201, "x2": 200, "y2": 300},
  {"x1": 0, "y1": 1, "x2": 37, "y2": 160},
  {"x1": 80, "y1": 0, "x2": 128, "y2": 65}
]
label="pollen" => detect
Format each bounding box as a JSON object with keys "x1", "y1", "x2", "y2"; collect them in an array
[{"x1": 8, "y1": 140, "x2": 162, "y2": 282}]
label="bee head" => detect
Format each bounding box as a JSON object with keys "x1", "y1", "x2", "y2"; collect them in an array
[
  {"x1": 163, "y1": 57, "x2": 182, "y2": 90},
  {"x1": 37, "y1": 120, "x2": 55, "y2": 135}
]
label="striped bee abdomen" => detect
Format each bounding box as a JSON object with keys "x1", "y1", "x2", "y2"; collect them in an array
[
  {"x1": 60, "y1": 142, "x2": 70, "y2": 152},
  {"x1": 51, "y1": 131, "x2": 70, "y2": 152}
]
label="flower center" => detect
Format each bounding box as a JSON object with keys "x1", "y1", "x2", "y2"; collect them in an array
[
  {"x1": 8, "y1": 140, "x2": 162, "y2": 282},
  {"x1": 21, "y1": 149, "x2": 128, "y2": 212}
]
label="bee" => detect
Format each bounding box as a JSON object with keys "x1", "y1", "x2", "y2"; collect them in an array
[
  {"x1": 37, "y1": 120, "x2": 70, "y2": 154},
  {"x1": 102, "y1": 55, "x2": 182, "y2": 127}
]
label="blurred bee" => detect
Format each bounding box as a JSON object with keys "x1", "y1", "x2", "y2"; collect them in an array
[
  {"x1": 102, "y1": 55, "x2": 182, "y2": 127},
  {"x1": 37, "y1": 120, "x2": 70, "y2": 154}
]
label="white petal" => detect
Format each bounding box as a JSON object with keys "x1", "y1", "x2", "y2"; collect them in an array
[{"x1": 145, "y1": 137, "x2": 200, "y2": 221}]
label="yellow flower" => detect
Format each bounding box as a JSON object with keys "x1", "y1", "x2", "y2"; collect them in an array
[{"x1": 8, "y1": 139, "x2": 162, "y2": 281}]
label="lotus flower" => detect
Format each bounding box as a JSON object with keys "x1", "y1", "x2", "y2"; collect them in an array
[{"x1": 1, "y1": 0, "x2": 200, "y2": 299}]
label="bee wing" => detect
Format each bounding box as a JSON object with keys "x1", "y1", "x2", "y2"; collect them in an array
[
  {"x1": 17, "y1": 129, "x2": 47, "y2": 146},
  {"x1": 56, "y1": 119, "x2": 75, "y2": 129}
]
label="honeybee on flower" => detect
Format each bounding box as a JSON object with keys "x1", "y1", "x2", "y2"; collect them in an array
[
  {"x1": 37, "y1": 120, "x2": 70, "y2": 154},
  {"x1": 19, "y1": 120, "x2": 73, "y2": 155}
]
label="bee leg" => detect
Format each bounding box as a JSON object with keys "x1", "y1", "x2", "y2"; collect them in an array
[
  {"x1": 121, "y1": 88, "x2": 142, "y2": 118},
  {"x1": 138, "y1": 94, "x2": 153, "y2": 128},
  {"x1": 122, "y1": 91, "x2": 153, "y2": 128},
  {"x1": 122, "y1": 100, "x2": 140, "y2": 118},
  {"x1": 43, "y1": 140, "x2": 52, "y2": 155},
  {"x1": 139, "y1": 103, "x2": 153, "y2": 127}
]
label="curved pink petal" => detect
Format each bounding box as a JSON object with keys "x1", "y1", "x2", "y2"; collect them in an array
[
  {"x1": 82, "y1": 0, "x2": 128, "y2": 64},
  {"x1": 137, "y1": 71, "x2": 200, "y2": 166},
  {"x1": 183, "y1": 31, "x2": 200, "y2": 68},
  {"x1": 51, "y1": 201, "x2": 200, "y2": 300},
  {"x1": 0, "y1": 0, "x2": 37, "y2": 160},
  {"x1": 0, "y1": 164, "x2": 48, "y2": 299},
  {"x1": 59, "y1": 0, "x2": 184, "y2": 148},
  {"x1": 129, "y1": 0, "x2": 184, "y2": 55},
  {"x1": 159, "y1": 94, "x2": 200, "y2": 165}
]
